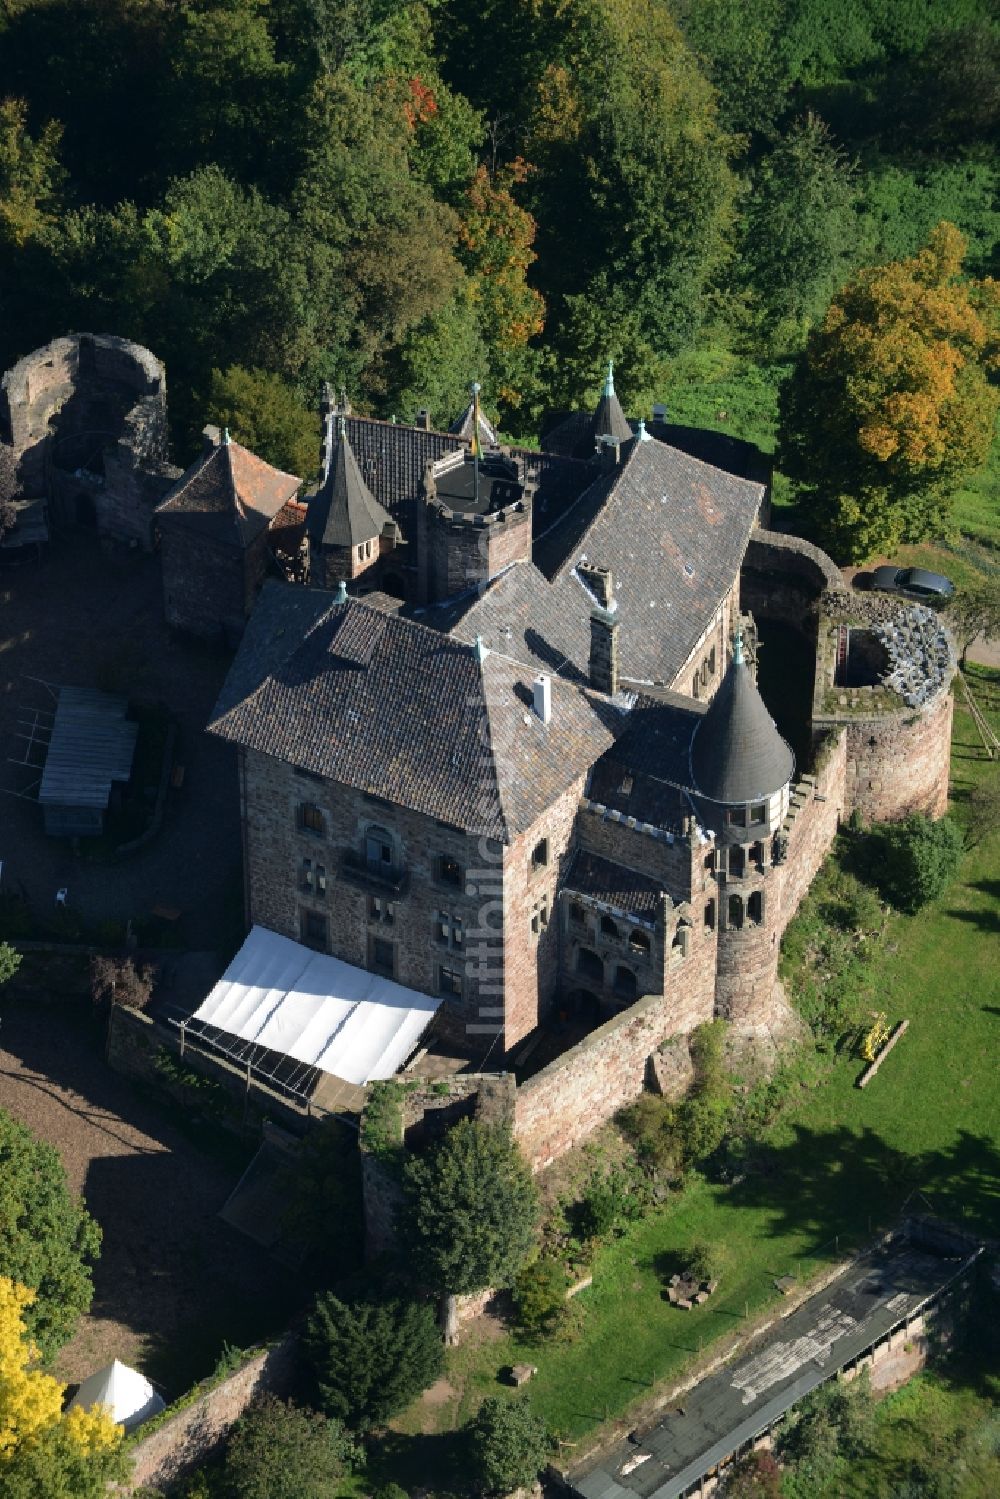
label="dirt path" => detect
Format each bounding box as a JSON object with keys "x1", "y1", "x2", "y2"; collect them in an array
[{"x1": 0, "y1": 998, "x2": 295, "y2": 1394}]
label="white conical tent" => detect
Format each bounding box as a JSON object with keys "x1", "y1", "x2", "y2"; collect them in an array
[{"x1": 67, "y1": 1359, "x2": 166, "y2": 1433}]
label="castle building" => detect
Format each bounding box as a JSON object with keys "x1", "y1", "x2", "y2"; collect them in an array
[
  {"x1": 155, "y1": 427, "x2": 302, "y2": 642},
  {"x1": 306, "y1": 413, "x2": 399, "y2": 590}
]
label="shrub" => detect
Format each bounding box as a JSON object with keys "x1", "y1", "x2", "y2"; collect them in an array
[
  {"x1": 871, "y1": 814, "x2": 964, "y2": 913},
  {"x1": 619, "y1": 1093, "x2": 685, "y2": 1178},
  {"x1": 468, "y1": 1396, "x2": 550, "y2": 1496},
  {"x1": 303, "y1": 1292, "x2": 443, "y2": 1429},
  {"x1": 514, "y1": 1255, "x2": 571, "y2": 1340},
  {"x1": 90, "y1": 954, "x2": 155, "y2": 1011},
  {"x1": 220, "y1": 1395, "x2": 356, "y2": 1499},
  {"x1": 0, "y1": 941, "x2": 21, "y2": 987},
  {"x1": 374, "y1": 1485, "x2": 410, "y2": 1499},
  {"x1": 573, "y1": 1165, "x2": 646, "y2": 1243},
  {"x1": 723, "y1": 1449, "x2": 783, "y2": 1497},
  {"x1": 684, "y1": 1240, "x2": 722, "y2": 1284}
]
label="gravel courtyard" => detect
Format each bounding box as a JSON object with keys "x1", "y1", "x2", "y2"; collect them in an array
[
  {"x1": 0, "y1": 535, "x2": 242, "y2": 950},
  {"x1": 0, "y1": 996, "x2": 297, "y2": 1395}
]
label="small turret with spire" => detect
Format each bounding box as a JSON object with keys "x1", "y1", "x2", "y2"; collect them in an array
[{"x1": 592, "y1": 357, "x2": 633, "y2": 448}]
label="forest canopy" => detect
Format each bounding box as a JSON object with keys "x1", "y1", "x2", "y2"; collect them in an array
[{"x1": 0, "y1": 0, "x2": 996, "y2": 507}]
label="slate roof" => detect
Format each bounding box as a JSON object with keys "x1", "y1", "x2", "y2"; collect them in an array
[
  {"x1": 587, "y1": 692, "x2": 705, "y2": 831},
  {"x1": 209, "y1": 587, "x2": 624, "y2": 841},
  {"x1": 340, "y1": 414, "x2": 465, "y2": 533},
  {"x1": 308, "y1": 419, "x2": 396, "y2": 549},
  {"x1": 442, "y1": 560, "x2": 593, "y2": 686},
  {"x1": 533, "y1": 438, "x2": 764, "y2": 686},
  {"x1": 563, "y1": 850, "x2": 665, "y2": 919},
  {"x1": 593, "y1": 362, "x2": 633, "y2": 444},
  {"x1": 690, "y1": 649, "x2": 794, "y2": 805},
  {"x1": 156, "y1": 436, "x2": 301, "y2": 549}
]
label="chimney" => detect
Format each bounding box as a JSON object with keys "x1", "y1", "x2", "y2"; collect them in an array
[
  {"x1": 532, "y1": 673, "x2": 552, "y2": 725},
  {"x1": 415, "y1": 409, "x2": 431, "y2": 431},
  {"x1": 652, "y1": 402, "x2": 667, "y2": 423},
  {"x1": 589, "y1": 602, "x2": 620, "y2": 696},
  {"x1": 579, "y1": 563, "x2": 613, "y2": 611}
]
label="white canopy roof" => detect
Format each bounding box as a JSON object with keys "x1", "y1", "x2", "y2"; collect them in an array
[
  {"x1": 67, "y1": 1359, "x2": 166, "y2": 1433},
  {"x1": 190, "y1": 926, "x2": 442, "y2": 1086}
]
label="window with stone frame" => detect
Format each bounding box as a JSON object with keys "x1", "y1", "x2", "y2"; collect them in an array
[
  {"x1": 750, "y1": 803, "x2": 767, "y2": 825},
  {"x1": 569, "y1": 900, "x2": 586, "y2": 927},
  {"x1": 728, "y1": 893, "x2": 744, "y2": 930},
  {"x1": 300, "y1": 908, "x2": 328, "y2": 951},
  {"x1": 435, "y1": 852, "x2": 463, "y2": 889},
  {"x1": 600, "y1": 913, "x2": 619, "y2": 939},
  {"x1": 729, "y1": 845, "x2": 746, "y2": 879},
  {"x1": 748, "y1": 890, "x2": 764, "y2": 925},
  {"x1": 530, "y1": 894, "x2": 550, "y2": 937},
  {"x1": 671, "y1": 924, "x2": 690, "y2": 957},
  {"x1": 368, "y1": 895, "x2": 395, "y2": 925},
  {"x1": 369, "y1": 934, "x2": 395, "y2": 977},
  {"x1": 530, "y1": 837, "x2": 549, "y2": 874},
  {"x1": 704, "y1": 899, "x2": 716, "y2": 930},
  {"x1": 365, "y1": 825, "x2": 395, "y2": 871},
  {"x1": 298, "y1": 802, "x2": 325, "y2": 836},
  {"x1": 438, "y1": 963, "x2": 464, "y2": 999},
  {"x1": 751, "y1": 840, "x2": 765, "y2": 872},
  {"x1": 299, "y1": 857, "x2": 314, "y2": 892},
  {"x1": 727, "y1": 806, "x2": 748, "y2": 828},
  {"x1": 436, "y1": 911, "x2": 464, "y2": 949}
]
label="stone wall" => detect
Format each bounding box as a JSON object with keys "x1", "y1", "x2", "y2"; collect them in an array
[
  {"x1": 160, "y1": 526, "x2": 254, "y2": 639},
  {"x1": 502, "y1": 778, "x2": 587, "y2": 1048},
  {"x1": 513, "y1": 957, "x2": 715, "y2": 1172},
  {"x1": 0, "y1": 333, "x2": 171, "y2": 547},
  {"x1": 124, "y1": 1336, "x2": 297, "y2": 1494},
  {"x1": 576, "y1": 802, "x2": 705, "y2": 903},
  {"x1": 842, "y1": 688, "x2": 953, "y2": 822},
  {"x1": 777, "y1": 732, "x2": 848, "y2": 933},
  {"x1": 420, "y1": 498, "x2": 532, "y2": 605},
  {"x1": 741, "y1": 529, "x2": 843, "y2": 636}
]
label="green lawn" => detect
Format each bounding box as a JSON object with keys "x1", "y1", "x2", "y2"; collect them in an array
[{"x1": 370, "y1": 670, "x2": 1000, "y2": 1490}]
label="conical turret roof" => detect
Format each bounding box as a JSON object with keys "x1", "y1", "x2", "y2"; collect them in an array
[
  {"x1": 593, "y1": 360, "x2": 633, "y2": 444},
  {"x1": 689, "y1": 638, "x2": 794, "y2": 804},
  {"x1": 308, "y1": 417, "x2": 396, "y2": 549}
]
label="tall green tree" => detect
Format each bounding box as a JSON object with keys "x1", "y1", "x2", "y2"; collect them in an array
[
  {"x1": 0, "y1": 97, "x2": 63, "y2": 248},
  {"x1": 468, "y1": 1396, "x2": 550, "y2": 1497},
  {"x1": 739, "y1": 114, "x2": 858, "y2": 344},
  {"x1": 220, "y1": 1395, "x2": 356, "y2": 1499},
  {"x1": 303, "y1": 1293, "x2": 443, "y2": 1428},
  {"x1": 779, "y1": 222, "x2": 1000, "y2": 560},
  {"x1": 402, "y1": 1120, "x2": 538, "y2": 1344},
  {"x1": 0, "y1": 1111, "x2": 101, "y2": 1361},
  {"x1": 206, "y1": 366, "x2": 319, "y2": 478}
]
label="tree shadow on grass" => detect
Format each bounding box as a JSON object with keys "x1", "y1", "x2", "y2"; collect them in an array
[
  {"x1": 364, "y1": 1427, "x2": 469, "y2": 1498},
  {"x1": 725, "y1": 1125, "x2": 1000, "y2": 1247}
]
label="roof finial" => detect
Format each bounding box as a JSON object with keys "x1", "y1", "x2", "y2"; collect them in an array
[
  {"x1": 733, "y1": 628, "x2": 744, "y2": 666},
  {"x1": 334, "y1": 579, "x2": 348, "y2": 605},
  {"x1": 636, "y1": 418, "x2": 652, "y2": 442},
  {"x1": 474, "y1": 633, "x2": 489, "y2": 664},
  {"x1": 221, "y1": 426, "x2": 230, "y2": 446},
  {"x1": 602, "y1": 359, "x2": 615, "y2": 399}
]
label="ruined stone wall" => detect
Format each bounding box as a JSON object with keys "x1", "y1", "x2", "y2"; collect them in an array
[
  {"x1": 741, "y1": 529, "x2": 843, "y2": 636},
  {"x1": 513, "y1": 953, "x2": 716, "y2": 1171},
  {"x1": 502, "y1": 777, "x2": 587, "y2": 1049},
  {"x1": 0, "y1": 334, "x2": 171, "y2": 546},
  {"x1": 160, "y1": 527, "x2": 249, "y2": 639}
]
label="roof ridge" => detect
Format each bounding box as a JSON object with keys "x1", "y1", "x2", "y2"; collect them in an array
[{"x1": 548, "y1": 447, "x2": 633, "y2": 578}]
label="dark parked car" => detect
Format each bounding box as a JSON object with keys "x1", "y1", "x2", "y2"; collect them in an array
[{"x1": 869, "y1": 565, "x2": 955, "y2": 602}]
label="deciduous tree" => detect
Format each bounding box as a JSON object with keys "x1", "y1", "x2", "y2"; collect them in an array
[
  {"x1": 779, "y1": 223, "x2": 1000, "y2": 561},
  {"x1": 0, "y1": 1276, "x2": 124, "y2": 1495},
  {"x1": 0, "y1": 97, "x2": 64, "y2": 248},
  {"x1": 206, "y1": 366, "x2": 319, "y2": 480},
  {"x1": 0, "y1": 1112, "x2": 101, "y2": 1360},
  {"x1": 468, "y1": 1395, "x2": 549, "y2": 1497},
  {"x1": 946, "y1": 577, "x2": 1000, "y2": 668},
  {"x1": 220, "y1": 1394, "x2": 356, "y2": 1499}
]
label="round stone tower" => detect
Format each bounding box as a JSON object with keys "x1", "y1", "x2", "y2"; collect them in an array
[{"x1": 689, "y1": 634, "x2": 795, "y2": 1029}]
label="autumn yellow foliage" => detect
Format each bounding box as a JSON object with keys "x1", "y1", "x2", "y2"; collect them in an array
[
  {"x1": 780, "y1": 222, "x2": 1000, "y2": 561},
  {"x1": 0, "y1": 1277, "x2": 121, "y2": 1463}
]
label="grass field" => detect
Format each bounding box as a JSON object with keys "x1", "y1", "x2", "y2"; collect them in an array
[{"x1": 366, "y1": 666, "x2": 999, "y2": 1492}]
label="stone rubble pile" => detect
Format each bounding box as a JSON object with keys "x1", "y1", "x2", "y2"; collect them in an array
[{"x1": 874, "y1": 604, "x2": 953, "y2": 707}]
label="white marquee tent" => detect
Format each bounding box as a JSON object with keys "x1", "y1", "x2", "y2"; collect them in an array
[
  {"x1": 67, "y1": 1359, "x2": 166, "y2": 1433},
  {"x1": 187, "y1": 926, "x2": 442, "y2": 1087}
]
